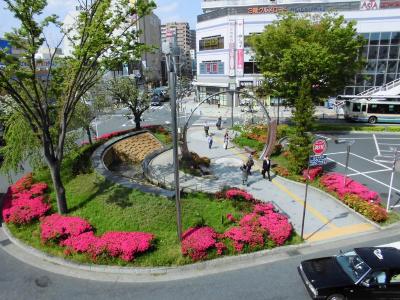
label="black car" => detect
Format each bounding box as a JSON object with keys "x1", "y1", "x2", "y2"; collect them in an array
[
  {"x1": 150, "y1": 94, "x2": 162, "y2": 106},
  {"x1": 298, "y1": 247, "x2": 400, "y2": 300}
]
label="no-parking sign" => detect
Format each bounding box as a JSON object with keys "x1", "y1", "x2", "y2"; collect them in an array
[{"x1": 313, "y1": 139, "x2": 327, "y2": 156}]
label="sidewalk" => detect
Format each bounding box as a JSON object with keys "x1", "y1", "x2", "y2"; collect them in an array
[{"x1": 148, "y1": 126, "x2": 377, "y2": 242}]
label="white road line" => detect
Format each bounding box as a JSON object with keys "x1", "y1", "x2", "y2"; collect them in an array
[
  {"x1": 327, "y1": 157, "x2": 400, "y2": 194},
  {"x1": 391, "y1": 204, "x2": 400, "y2": 208},
  {"x1": 376, "y1": 137, "x2": 400, "y2": 140},
  {"x1": 350, "y1": 152, "x2": 392, "y2": 170},
  {"x1": 326, "y1": 151, "x2": 347, "y2": 155},
  {"x1": 378, "y1": 143, "x2": 400, "y2": 146},
  {"x1": 347, "y1": 169, "x2": 391, "y2": 177},
  {"x1": 373, "y1": 134, "x2": 381, "y2": 156}
]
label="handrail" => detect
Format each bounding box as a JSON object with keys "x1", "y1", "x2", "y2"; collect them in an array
[{"x1": 358, "y1": 77, "x2": 400, "y2": 96}]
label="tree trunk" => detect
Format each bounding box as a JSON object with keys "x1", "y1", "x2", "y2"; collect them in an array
[
  {"x1": 181, "y1": 126, "x2": 191, "y2": 160},
  {"x1": 48, "y1": 160, "x2": 68, "y2": 214},
  {"x1": 86, "y1": 126, "x2": 93, "y2": 145},
  {"x1": 134, "y1": 115, "x2": 141, "y2": 130}
]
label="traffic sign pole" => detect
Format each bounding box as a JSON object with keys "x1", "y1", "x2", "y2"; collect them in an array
[{"x1": 300, "y1": 155, "x2": 310, "y2": 241}]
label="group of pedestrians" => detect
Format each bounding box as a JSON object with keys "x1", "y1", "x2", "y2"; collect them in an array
[
  {"x1": 241, "y1": 155, "x2": 271, "y2": 186},
  {"x1": 204, "y1": 118, "x2": 229, "y2": 150}
]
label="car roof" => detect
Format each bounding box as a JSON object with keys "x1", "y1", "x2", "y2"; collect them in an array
[{"x1": 355, "y1": 247, "x2": 400, "y2": 269}]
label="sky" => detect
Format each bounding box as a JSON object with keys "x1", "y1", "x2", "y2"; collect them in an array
[{"x1": 0, "y1": 0, "x2": 201, "y2": 40}]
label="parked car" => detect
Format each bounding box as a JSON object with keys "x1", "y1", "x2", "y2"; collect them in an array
[
  {"x1": 298, "y1": 247, "x2": 400, "y2": 300},
  {"x1": 150, "y1": 94, "x2": 162, "y2": 106}
]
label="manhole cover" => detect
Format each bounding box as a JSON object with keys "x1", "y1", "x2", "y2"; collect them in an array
[{"x1": 35, "y1": 276, "x2": 51, "y2": 288}]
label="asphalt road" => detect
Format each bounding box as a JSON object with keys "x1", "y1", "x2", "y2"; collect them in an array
[
  {"x1": 323, "y1": 133, "x2": 400, "y2": 210},
  {"x1": 0, "y1": 228, "x2": 399, "y2": 300}
]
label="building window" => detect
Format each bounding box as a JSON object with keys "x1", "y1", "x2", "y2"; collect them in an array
[
  {"x1": 199, "y1": 36, "x2": 224, "y2": 51},
  {"x1": 244, "y1": 62, "x2": 260, "y2": 74},
  {"x1": 199, "y1": 61, "x2": 224, "y2": 74}
]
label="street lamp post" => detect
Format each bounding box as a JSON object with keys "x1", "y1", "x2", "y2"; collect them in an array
[
  {"x1": 167, "y1": 54, "x2": 182, "y2": 241},
  {"x1": 387, "y1": 147, "x2": 400, "y2": 212},
  {"x1": 229, "y1": 81, "x2": 236, "y2": 128},
  {"x1": 335, "y1": 139, "x2": 355, "y2": 188}
]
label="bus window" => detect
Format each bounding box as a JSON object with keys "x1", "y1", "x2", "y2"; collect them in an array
[
  {"x1": 353, "y1": 103, "x2": 362, "y2": 112},
  {"x1": 368, "y1": 104, "x2": 389, "y2": 114},
  {"x1": 362, "y1": 105, "x2": 366, "y2": 112}
]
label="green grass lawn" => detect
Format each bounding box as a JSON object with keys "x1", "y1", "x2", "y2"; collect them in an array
[{"x1": 8, "y1": 171, "x2": 252, "y2": 266}]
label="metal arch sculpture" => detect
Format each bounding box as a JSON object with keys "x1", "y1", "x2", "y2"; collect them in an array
[{"x1": 181, "y1": 90, "x2": 278, "y2": 160}]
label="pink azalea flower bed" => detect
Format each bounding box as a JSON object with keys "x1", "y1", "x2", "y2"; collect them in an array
[
  {"x1": 320, "y1": 173, "x2": 382, "y2": 204},
  {"x1": 2, "y1": 174, "x2": 155, "y2": 262},
  {"x1": 225, "y1": 188, "x2": 254, "y2": 201},
  {"x1": 181, "y1": 193, "x2": 293, "y2": 261},
  {"x1": 2, "y1": 174, "x2": 51, "y2": 225}
]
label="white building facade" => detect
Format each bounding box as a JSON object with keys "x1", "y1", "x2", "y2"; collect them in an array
[{"x1": 196, "y1": 0, "x2": 400, "y2": 106}]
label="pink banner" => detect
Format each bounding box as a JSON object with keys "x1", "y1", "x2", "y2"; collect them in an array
[{"x1": 237, "y1": 49, "x2": 244, "y2": 72}]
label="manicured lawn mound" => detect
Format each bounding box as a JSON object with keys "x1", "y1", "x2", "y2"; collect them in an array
[{"x1": 5, "y1": 173, "x2": 253, "y2": 266}]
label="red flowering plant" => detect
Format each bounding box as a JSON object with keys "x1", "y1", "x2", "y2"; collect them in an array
[
  {"x1": 225, "y1": 189, "x2": 254, "y2": 202},
  {"x1": 302, "y1": 166, "x2": 323, "y2": 181},
  {"x1": 181, "y1": 227, "x2": 219, "y2": 261},
  {"x1": 40, "y1": 214, "x2": 93, "y2": 243},
  {"x1": 2, "y1": 177, "x2": 51, "y2": 225},
  {"x1": 320, "y1": 173, "x2": 382, "y2": 204}
]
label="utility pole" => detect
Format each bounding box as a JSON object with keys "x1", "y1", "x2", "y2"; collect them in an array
[{"x1": 167, "y1": 54, "x2": 182, "y2": 241}]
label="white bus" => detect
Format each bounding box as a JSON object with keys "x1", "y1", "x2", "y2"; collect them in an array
[{"x1": 343, "y1": 98, "x2": 400, "y2": 124}]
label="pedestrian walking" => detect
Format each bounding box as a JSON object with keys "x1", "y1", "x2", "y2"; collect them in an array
[
  {"x1": 207, "y1": 135, "x2": 213, "y2": 149},
  {"x1": 223, "y1": 139, "x2": 228, "y2": 150},
  {"x1": 240, "y1": 164, "x2": 248, "y2": 186},
  {"x1": 216, "y1": 116, "x2": 222, "y2": 130},
  {"x1": 204, "y1": 122, "x2": 209, "y2": 137},
  {"x1": 262, "y1": 156, "x2": 272, "y2": 181},
  {"x1": 246, "y1": 154, "x2": 254, "y2": 175}
]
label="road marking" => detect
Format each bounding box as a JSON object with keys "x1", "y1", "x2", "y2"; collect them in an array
[
  {"x1": 350, "y1": 152, "x2": 392, "y2": 170},
  {"x1": 305, "y1": 223, "x2": 375, "y2": 242},
  {"x1": 327, "y1": 157, "x2": 400, "y2": 194},
  {"x1": 374, "y1": 134, "x2": 381, "y2": 156},
  {"x1": 378, "y1": 143, "x2": 400, "y2": 146},
  {"x1": 326, "y1": 151, "x2": 347, "y2": 155},
  {"x1": 347, "y1": 169, "x2": 391, "y2": 177}
]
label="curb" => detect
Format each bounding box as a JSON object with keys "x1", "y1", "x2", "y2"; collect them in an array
[{"x1": 2, "y1": 220, "x2": 399, "y2": 283}]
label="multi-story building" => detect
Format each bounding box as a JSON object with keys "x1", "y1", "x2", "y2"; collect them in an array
[
  {"x1": 196, "y1": 0, "x2": 400, "y2": 106},
  {"x1": 63, "y1": 6, "x2": 162, "y2": 85},
  {"x1": 161, "y1": 22, "x2": 192, "y2": 77}
]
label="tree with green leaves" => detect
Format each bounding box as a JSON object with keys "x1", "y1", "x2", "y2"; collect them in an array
[
  {"x1": 70, "y1": 84, "x2": 110, "y2": 145},
  {"x1": 106, "y1": 76, "x2": 150, "y2": 130},
  {"x1": 0, "y1": 0, "x2": 155, "y2": 214},
  {"x1": 250, "y1": 13, "x2": 365, "y2": 173}
]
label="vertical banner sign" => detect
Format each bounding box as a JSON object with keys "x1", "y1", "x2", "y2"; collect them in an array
[
  {"x1": 360, "y1": 0, "x2": 380, "y2": 10},
  {"x1": 228, "y1": 20, "x2": 236, "y2": 77},
  {"x1": 236, "y1": 19, "x2": 244, "y2": 77}
]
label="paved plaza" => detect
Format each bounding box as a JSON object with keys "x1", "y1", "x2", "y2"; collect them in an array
[{"x1": 149, "y1": 125, "x2": 376, "y2": 242}]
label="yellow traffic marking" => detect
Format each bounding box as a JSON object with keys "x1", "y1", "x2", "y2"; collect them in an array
[
  {"x1": 272, "y1": 180, "x2": 337, "y2": 229},
  {"x1": 305, "y1": 223, "x2": 375, "y2": 242}
]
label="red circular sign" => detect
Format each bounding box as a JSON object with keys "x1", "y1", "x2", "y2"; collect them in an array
[{"x1": 313, "y1": 139, "x2": 327, "y2": 155}]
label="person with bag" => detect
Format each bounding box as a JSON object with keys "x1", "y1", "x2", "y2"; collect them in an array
[
  {"x1": 204, "y1": 122, "x2": 210, "y2": 137},
  {"x1": 262, "y1": 156, "x2": 271, "y2": 181},
  {"x1": 246, "y1": 154, "x2": 254, "y2": 175},
  {"x1": 207, "y1": 135, "x2": 213, "y2": 149},
  {"x1": 240, "y1": 164, "x2": 248, "y2": 186}
]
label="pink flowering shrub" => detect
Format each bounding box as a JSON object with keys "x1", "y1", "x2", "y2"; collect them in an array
[
  {"x1": 226, "y1": 213, "x2": 236, "y2": 223},
  {"x1": 60, "y1": 231, "x2": 98, "y2": 253},
  {"x1": 3, "y1": 195, "x2": 51, "y2": 225},
  {"x1": 302, "y1": 166, "x2": 323, "y2": 181},
  {"x1": 2, "y1": 177, "x2": 51, "y2": 225},
  {"x1": 29, "y1": 183, "x2": 48, "y2": 196},
  {"x1": 225, "y1": 189, "x2": 254, "y2": 201},
  {"x1": 93, "y1": 232, "x2": 154, "y2": 261},
  {"x1": 320, "y1": 173, "x2": 381, "y2": 204},
  {"x1": 40, "y1": 214, "x2": 93, "y2": 243},
  {"x1": 224, "y1": 224, "x2": 265, "y2": 253},
  {"x1": 223, "y1": 203, "x2": 292, "y2": 252},
  {"x1": 10, "y1": 173, "x2": 33, "y2": 194},
  {"x1": 181, "y1": 227, "x2": 218, "y2": 261}
]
